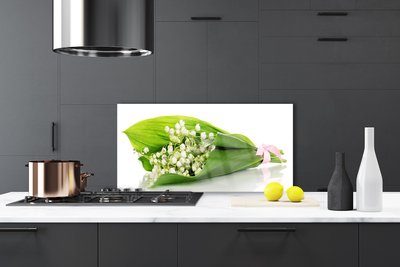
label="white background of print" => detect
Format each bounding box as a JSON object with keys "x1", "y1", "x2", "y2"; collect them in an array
[{"x1": 117, "y1": 104, "x2": 293, "y2": 192}]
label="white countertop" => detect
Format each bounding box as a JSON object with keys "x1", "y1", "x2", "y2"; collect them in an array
[{"x1": 1, "y1": 192, "x2": 400, "y2": 223}]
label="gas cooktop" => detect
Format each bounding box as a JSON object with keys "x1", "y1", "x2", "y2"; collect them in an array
[{"x1": 6, "y1": 189, "x2": 203, "y2": 206}]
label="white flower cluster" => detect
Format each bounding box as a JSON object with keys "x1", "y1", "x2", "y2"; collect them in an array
[{"x1": 141, "y1": 120, "x2": 216, "y2": 185}]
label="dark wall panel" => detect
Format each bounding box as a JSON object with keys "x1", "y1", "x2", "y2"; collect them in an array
[{"x1": 260, "y1": 90, "x2": 335, "y2": 189}]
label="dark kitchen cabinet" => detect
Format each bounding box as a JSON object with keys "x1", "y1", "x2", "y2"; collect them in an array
[
  {"x1": 155, "y1": 22, "x2": 208, "y2": 103},
  {"x1": 0, "y1": 0, "x2": 57, "y2": 156},
  {"x1": 155, "y1": 0, "x2": 258, "y2": 103},
  {"x1": 0, "y1": 0, "x2": 57, "y2": 193},
  {"x1": 99, "y1": 224, "x2": 177, "y2": 267},
  {"x1": 0, "y1": 223, "x2": 97, "y2": 267},
  {"x1": 178, "y1": 223, "x2": 358, "y2": 267},
  {"x1": 207, "y1": 22, "x2": 258, "y2": 103},
  {"x1": 359, "y1": 224, "x2": 400, "y2": 267},
  {"x1": 60, "y1": 105, "x2": 117, "y2": 190}
]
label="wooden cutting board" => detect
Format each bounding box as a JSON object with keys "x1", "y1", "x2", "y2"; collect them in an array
[{"x1": 230, "y1": 197, "x2": 320, "y2": 207}]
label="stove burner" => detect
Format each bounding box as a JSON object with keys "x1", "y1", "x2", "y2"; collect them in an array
[
  {"x1": 100, "y1": 197, "x2": 124, "y2": 203},
  {"x1": 8, "y1": 189, "x2": 203, "y2": 206}
]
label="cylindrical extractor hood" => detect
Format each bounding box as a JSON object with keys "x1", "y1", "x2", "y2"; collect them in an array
[{"x1": 53, "y1": 0, "x2": 154, "y2": 57}]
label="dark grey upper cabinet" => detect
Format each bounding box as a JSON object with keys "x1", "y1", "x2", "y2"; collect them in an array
[
  {"x1": 260, "y1": 63, "x2": 400, "y2": 90},
  {"x1": 155, "y1": 22, "x2": 208, "y2": 103},
  {"x1": 357, "y1": 0, "x2": 400, "y2": 10},
  {"x1": 156, "y1": 0, "x2": 259, "y2": 103},
  {"x1": 208, "y1": 22, "x2": 258, "y2": 103},
  {"x1": 60, "y1": 56, "x2": 154, "y2": 105},
  {"x1": 260, "y1": 0, "x2": 310, "y2": 10},
  {"x1": 0, "y1": 0, "x2": 57, "y2": 156},
  {"x1": 260, "y1": 11, "x2": 400, "y2": 37},
  {"x1": 0, "y1": 223, "x2": 97, "y2": 267},
  {"x1": 260, "y1": 37, "x2": 400, "y2": 63},
  {"x1": 156, "y1": 0, "x2": 258, "y2": 21},
  {"x1": 60, "y1": 105, "x2": 117, "y2": 190},
  {"x1": 311, "y1": 0, "x2": 356, "y2": 10}
]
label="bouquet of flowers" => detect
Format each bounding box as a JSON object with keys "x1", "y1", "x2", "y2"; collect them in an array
[{"x1": 123, "y1": 115, "x2": 286, "y2": 188}]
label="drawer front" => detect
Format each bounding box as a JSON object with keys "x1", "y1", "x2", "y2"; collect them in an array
[
  {"x1": 156, "y1": 0, "x2": 258, "y2": 21},
  {"x1": 178, "y1": 223, "x2": 358, "y2": 267},
  {"x1": 99, "y1": 224, "x2": 177, "y2": 267},
  {"x1": 260, "y1": 37, "x2": 400, "y2": 63},
  {"x1": 260, "y1": 11, "x2": 400, "y2": 36},
  {"x1": 311, "y1": 0, "x2": 355, "y2": 10},
  {"x1": 360, "y1": 224, "x2": 400, "y2": 267},
  {"x1": 0, "y1": 224, "x2": 97, "y2": 267},
  {"x1": 357, "y1": 0, "x2": 400, "y2": 10},
  {"x1": 260, "y1": 0, "x2": 310, "y2": 10},
  {"x1": 260, "y1": 63, "x2": 400, "y2": 90}
]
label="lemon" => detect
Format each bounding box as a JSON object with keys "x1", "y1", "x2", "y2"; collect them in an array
[
  {"x1": 264, "y1": 182, "x2": 284, "y2": 201},
  {"x1": 286, "y1": 186, "x2": 305, "y2": 202}
]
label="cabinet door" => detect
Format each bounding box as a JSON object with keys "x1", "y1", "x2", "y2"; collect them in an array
[
  {"x1": 208, "y1": 22, "x2": 258, "y2": 103},
  {"x1": 178, "y1": 223, "x2": 358, "y2": 267},
  {"x1": 156, "y1": 0, "x2": 258, "y2": 22},
  {"x1": 0, "y1": 0, "x2": 57, "y2": 156},
  {"x1": 0, "y1": 223, "x2": 97, "y2": 267},
  {"x1": 156, "y1": 22, "x2": 207, "y2": 103},
  {"x1": 99, "y1": 224, "x2": 177, "y2": 267},
  {"x1": 360, "y1": 223, "x2": 400, "y2": 267}
]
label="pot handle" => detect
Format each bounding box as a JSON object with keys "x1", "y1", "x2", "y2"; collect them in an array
[
  {"x1": 81, "y1": 172, "x2": 94, "y2": 179},
  {"x1": 25, "y1": 164, "x2": 28, "y2": 167}
]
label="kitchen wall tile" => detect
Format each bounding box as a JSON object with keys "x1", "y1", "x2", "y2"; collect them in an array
[
  {"x1": 60, "y1": 56, "x2": 154, "y2": 105},
  {"x1": 60, "y1": 105, "x2": 117, "y2": 190},
  {"x1": 331, "y1": 90, "x2": 400, "y2": 191}
]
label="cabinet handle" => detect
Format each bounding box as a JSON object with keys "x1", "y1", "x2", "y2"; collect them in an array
[
  {"x1": 52, "y1": 122, "x2": 56, "y2": 152},
  {"x1": 318, "y1": 38, "x2": 348, "y2": 42},
  {"x1": 237, "y1": 228, "x2": 296, "y2": 232},
  {"x1": 0, "y1": 228, "x2": 38, "y2": 232},
  {"x1": 191, "y1": 17, "x2": 221, "y2": 20},
  {"x1": 318, "y1": 12, "x2": 348, "y2": 16}
]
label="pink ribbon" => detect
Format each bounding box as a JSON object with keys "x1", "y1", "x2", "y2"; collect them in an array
[{"x1": 256, "y1": 144, "x2": 283, "y2": 164}]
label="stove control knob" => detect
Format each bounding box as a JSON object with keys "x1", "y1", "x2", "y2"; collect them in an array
[
  {"x1": 135, "y1": 188, "x2": 142, "y2": 192},
  {"x1": 101, "y1": 188, "x2": 111, "y2": 192},
  {"x1": 123, "y1": 188, "x2": 131, "y2": 192}
]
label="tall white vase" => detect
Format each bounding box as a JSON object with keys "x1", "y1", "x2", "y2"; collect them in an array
[{"x1": 356, "y1": 127, "x2": 383, "y2": 212}]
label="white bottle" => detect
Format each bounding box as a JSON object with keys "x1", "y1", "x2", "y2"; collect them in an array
[{"x1": 356, "y1": 127, "x2": 383, "y2": 212}]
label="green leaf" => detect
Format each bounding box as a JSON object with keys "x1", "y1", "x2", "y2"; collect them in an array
[
  {"x1": 212, "y1": 133, "x2": 257, "y2": 149},
  {"x1": 229, "y1": 133, "x2": 256, "y2": 146},
  {"x1": 149, "y1": 134, "x2": 262, "y2": 188},
  {"x1": 150, "y1": 147, "x2": 263, "y2": 187},
  {"x1": 123, "y1": 115, "x2": 230, "y2": 154},
  {"x1": 138, "y1": 156, "x2": 152, "y2": 172}
]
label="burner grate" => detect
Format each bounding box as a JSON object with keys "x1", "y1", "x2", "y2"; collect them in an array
[{"x1": 7, "y1": 189, "x2": 203, "y2": 206}]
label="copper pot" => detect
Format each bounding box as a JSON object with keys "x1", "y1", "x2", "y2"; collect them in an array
[{"x1": 26, "y1": 160, "x2": 94, "y2": 198}]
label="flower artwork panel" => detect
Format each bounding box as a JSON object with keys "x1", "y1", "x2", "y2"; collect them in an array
[{"x1": 117, "y1": 104, "x2": 293, "y2": 192}]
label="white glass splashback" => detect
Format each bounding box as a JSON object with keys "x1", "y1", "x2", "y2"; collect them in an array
[{"x1": 117, "y1": 104, "x2": 293, "y2": 192}]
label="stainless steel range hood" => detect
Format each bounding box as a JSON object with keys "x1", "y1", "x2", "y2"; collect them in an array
[{"x1": 53, "y1": 0, "x2": 154, "y2": 57}]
